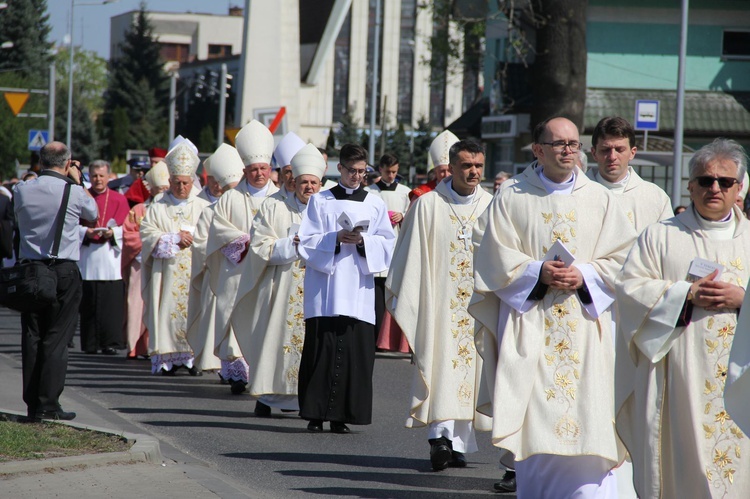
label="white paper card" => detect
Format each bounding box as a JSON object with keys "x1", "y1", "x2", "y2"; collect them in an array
[
  {"x1": 337, "y1": 212, "x2": 370, "y2": 233},
  {"x1": 543, "y1": 240, "x2": 575, "y2": 268},
  {"x1": 180, "y1": 224, "x2": 196, "y2": 235},
  {"x1": 288, "y1": 223, "x2": 300, "y2": 237},
  {"x1": 688, "y1": 258, "x2": 723, "y2": 279}
]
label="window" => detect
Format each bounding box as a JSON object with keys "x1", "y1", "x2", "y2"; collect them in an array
[
  {"x1": 160, "y1": 43, "x2": 190, "y2": 63},
  {"x1": 208, "y1": 44, "x2": 232, "y2": 59},
  {"x1": 722, "y1": 30, "x2": 750, "y2": 60}
]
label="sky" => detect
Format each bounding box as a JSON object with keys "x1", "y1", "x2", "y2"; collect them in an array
[{"x1": 46, "y1": 0, "x2": 235, "y2": 60}]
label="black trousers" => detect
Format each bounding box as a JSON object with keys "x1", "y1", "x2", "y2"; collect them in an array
[
  {"x1": 79, "y1": 280, "x2": 125, "y2": 353},
  {"x1": 21, "y1": 261, "x2": 82, "y2": 416},
  {"x1": 374, "y1": 276, "x2": 386, "y2": 342},
  {"x1": 298, "y1": 316, "x2": 375, "y2": 425}
]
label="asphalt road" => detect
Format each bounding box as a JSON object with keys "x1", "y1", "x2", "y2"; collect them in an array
[{"x1": 0, "y1": 308, "x2": 510, "y2": 498}]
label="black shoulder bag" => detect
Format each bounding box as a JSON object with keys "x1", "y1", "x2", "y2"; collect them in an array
[{"x1": 0, "y1": 183, "x2": 72, "y2": 313}]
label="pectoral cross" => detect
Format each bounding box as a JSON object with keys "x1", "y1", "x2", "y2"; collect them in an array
[{"x1": 458, "y1": 229, "x2": 471, "y2": 251}]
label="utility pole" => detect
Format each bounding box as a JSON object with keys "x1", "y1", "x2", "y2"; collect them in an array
[
  {"x1": 217, "y1": 63, "x2": 228, "y2": 148},
  {"x1": 367, "y1": 0, "x2": 382, "y2": 165}
]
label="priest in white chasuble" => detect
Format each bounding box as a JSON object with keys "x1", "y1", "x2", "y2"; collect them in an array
[
  {"x1": 469, "y1": 117, "x2": 636, "y2": 498},
  {"x1": 297, "y1": 143, "x2": 395, "y2": 434},
  {"x1": 385, "y1": 140, "x2": 493, "y2": 471},
  {"x1": 272, "y1": 132, "x2": 306, "y2": 200},
  {"x1": 232, "y1": 144, "x2": 326, "y2": 417},
  {"x1": 587, "y1": 116, "x2": 672, "y2": 232},
  {"x1": 206, "y1": 121, "x2": 279, "y2": 393},
  {"x1": 186, "y1": 144, "x2": 244, "y2": 379},
  {"x1": 366, "y1": 152, "x2": 412, "y2": 352},
  {"x1": 141, "y1": 142, "x2": 211, "y2": 375},
  {"x1": 616, "y1": 138, "x2": 750, "y2": 499}
]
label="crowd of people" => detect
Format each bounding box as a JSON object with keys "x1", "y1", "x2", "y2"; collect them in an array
[{"x1": 10, "y1": 114, "x2": 750, "y2": 498}]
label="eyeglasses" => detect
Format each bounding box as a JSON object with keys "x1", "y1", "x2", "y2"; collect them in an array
[
  {"x1": 340, "y1": 164, "x2": 367, "y2": 177},
  {"x1": 694, "y1": 176, "x2": 739, "y2": 189},
  {"x1": 539, "y1": 140, "x2": 583, "y2": 152}
]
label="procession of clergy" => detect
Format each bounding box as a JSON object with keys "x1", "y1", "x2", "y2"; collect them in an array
[{"x1": 97, "y1": 112, "x2": 750, "y2": 498}]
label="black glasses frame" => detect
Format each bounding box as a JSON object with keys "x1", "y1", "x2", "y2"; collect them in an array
[{"x1": 694, "y1": 176, "x2": 739, "y2": 189}]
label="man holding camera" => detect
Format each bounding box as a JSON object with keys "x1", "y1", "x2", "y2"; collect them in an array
[{"x1": 13, "y1": 141, "x2": 98, "y2": 421}]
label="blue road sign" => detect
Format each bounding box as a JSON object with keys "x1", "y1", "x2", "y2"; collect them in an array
[
  {"x1": 634, "y1": 100, "x2": 660, "y2": 131},
  {"x1": 28, "y1": 129, "x2": 49, "y2": 151}
]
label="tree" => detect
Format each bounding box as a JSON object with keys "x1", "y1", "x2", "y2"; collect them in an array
[
  {"x1": 178, "y1": 69, "x2": 236, "y2": 151},
  {"x1": 0, "y1": 0, "x2": 53, "y2": 84},
  {"x1": 412, "y1": 117, "x2": 434, "y2": 174},
  {"x1": 325, "y1": 127, "x2": 337, "y2": 157},
  {"x1": 386, "y1": 123, "x2": 412, "y2": 172},
  {"x1": 335, "y1": 107, "x2": 360, "y2": 147},
  {"x1": 102, "y1": 2, "x2": 169, "y2": 158}
]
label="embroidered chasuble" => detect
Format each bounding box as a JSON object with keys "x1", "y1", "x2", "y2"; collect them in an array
[
  {"x1": 586, "y1": 166, "x2": 672, "y2": 232},
  {"x1": 616, "y1": 205, "x2": 750, "y2": 499},
  {"x1": 386, "y1": 179, "x2": 492, "y2": 429},
  {"x1": 209, "y1": 180, "x2": 279, "y2": 368},
  {"x1": 186, "y1": 204, "x2": 222, "y2": 371},
  {"x1": 232, "y1": 193, "x2": 306, "y2": 399},
  {"x1": 469, "y1": 167, "x2": 635, "y2": 465},
  {"x1": 141, "y1": 193, "x2": 211, "y2": 371}
]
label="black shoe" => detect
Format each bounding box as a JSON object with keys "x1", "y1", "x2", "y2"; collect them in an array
[
  {"x1": 161, "y1": 367, "x2": 176, "y2": 376},
  {"x1": 449, "y1": 450, "x2": 467, "y2": 468},
  {"x1": 231, "y1": 381, "x2": 248, "y2": 395},
  {"x1": 493, "y1": 470, "x2": 516, "y2": 493},
  {"x1": 35, "y1": 409, "x2": 76, "y2": 421},
  {"x1": 188, "y1": 366, "x2": 202, "y2": 377},
  {"x1": 307, "y1": 420, "x2": 324, "y2": 432},
  {"x1": 254, "y1": 400, "x2": 271, "y2": 417},
  {"x1": 429, "y1": 437, "x2": 452, "y2": 471},
  {"x1": 101, "y1": 347, "x2": 118, "y2": 355},
  {"x1": 330, "y1": 421, "x2": 350, "y2": 434}
]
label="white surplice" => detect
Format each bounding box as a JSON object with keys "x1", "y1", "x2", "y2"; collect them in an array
[
  {"x1": 616, "y1": 205, "x2": 750, "y2": 499},
  {"x1": 386, "y1": 179, "x2": 493, "y2": 449}
]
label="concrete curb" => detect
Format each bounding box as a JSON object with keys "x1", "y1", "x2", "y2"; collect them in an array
[{"x1": 0, "y1": 408, "x2": 163, "y2": 475}]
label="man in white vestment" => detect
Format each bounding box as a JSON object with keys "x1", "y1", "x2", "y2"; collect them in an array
[
  {"x1": 469, "y1": 117, "x2": 636, "y2": 498},
  {"x1": 297, "y1": 143, "x2": 396, "y2": 434},
  {"x1": 141, "y1": 142, "x2": 211, "y2": 375},
  {"x1": 186, "y1": 144, "x2": 244, "y2": 383},
  {"x1": 272, "y1": 132, "x2": 306, "y2": 200},
  {"x1": 616, "y1": 138, "x2": 750, "y2": 499},
  {"x1": 366, "y1": 153, "x2": 411, "y2": 348},
  {"x1": 209, "y1": 121, "x2": 280, "y2": 393},
  {"x1": 232, "y1": 144, "x2": 326, "y2": 417},
  {"x1": 588, "y1": 116, "x2": 672, "y2": 231},
  {"x1": 196, "y1": 155, "x2": 222, "y2": 205},
  {"x1": 386, "y1": 140, "x2": 493, "y2": 470}
]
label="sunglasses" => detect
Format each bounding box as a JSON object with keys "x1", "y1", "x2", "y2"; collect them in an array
[{"x1": 693, "y1": 176, "x2": 739, "y2": 189}]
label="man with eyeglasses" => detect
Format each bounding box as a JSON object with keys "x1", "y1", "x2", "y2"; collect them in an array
[
  {"x1": 470, "y1": 116, "x2": 636, "y2": 497},
  {"x1": 616, "y1": 138, "x2": 750, "y2": 498},
  {"x1": 296, "y1": 143, "x2": 396, "y2": 434},
  {"x1": 588, "y1": 116, "x2": 672, "y2": 232}
]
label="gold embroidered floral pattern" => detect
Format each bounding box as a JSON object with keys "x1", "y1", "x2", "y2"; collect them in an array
[
  {"x1": 541, "y1": 210, "x2": 577, "y2": 256},
  {"x1": 448, "y1": 211, "x2": 480, "y2": 407},
  {"x1": 702, "y1": 310, "x2": 744, "y2": 495},
  {"x1": 283, "y1": 263, "x2": 306, "y2": 387}
]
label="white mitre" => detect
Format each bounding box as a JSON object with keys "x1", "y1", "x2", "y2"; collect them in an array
[
  {"x1": 209, "y1": 144, "x2": 245, "y2": 189},
  {"x1": 165, "y1": 142, "x2": 200, "y2": 177},
  {"x1": 144, "y1": 160, "x2": 170, "y2": 188},
  {"x1": 235, "y1": 119, "x2": 274, "y2": 166},
  {"x1": 202, "y1": 155, "x2": 213, "y2": 177},
  {"x1": 428, "y1": 130, "x2": 459, "y2": 169},
  {"x1": 168, "y1": 135, "x2": 199, "y2": 156},
  {"x1": 274, "y1": 132, "x2": 306, "y2": 168},
  {"x1": 291, "y1": 144, "x2": 326, "y2": 180}
]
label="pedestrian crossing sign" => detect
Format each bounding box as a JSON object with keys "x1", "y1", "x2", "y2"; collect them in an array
[{"x1": 28, "y1": 129, "x2": 49, "y2": 151}]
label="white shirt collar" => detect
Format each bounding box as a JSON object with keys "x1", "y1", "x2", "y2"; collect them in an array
[
  {"x1": 246, "y1": 179, "x2": 270, "y2": 197},
  {"x1": 447, "y1": 179, "x2": 477, "y2": 205},
  {"x1": 537, "y1": 166, "x2": 576, "y2": 195}
]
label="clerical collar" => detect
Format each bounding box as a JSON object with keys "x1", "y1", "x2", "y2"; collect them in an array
[
  {"x1": 693, "y1": 205, "x2": 736, "y2": 241},
  {"x1": 203, "y1": 187, "x2": 218, "y2": 203},
  {"x1": 294, "y1": 195, "x2": 307, "y2": 212},
  {"x1": 537, "y1": 167, "x2": 576, "y2": 195},
  {"x1": 167, "y1": 192, "x2": 189, "y2": 206},
  {"x1": 245, "y1": 179, "x2": 269, "y2": 197},
  {"x1": 330, "y1": 183, "x2": 368, "y2": 201},
  {"x1": 447, "y1": 179, "x2": 477, "y2": 205},
  {"x1": 376, "y1": 180, "x2": 398, "y2": 191},
  {"x1": 596, "y1": 170, "x2": 630, "y2": 193}
]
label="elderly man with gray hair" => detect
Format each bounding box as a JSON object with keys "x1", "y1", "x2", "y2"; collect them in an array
[
  {"x1": 13, "y1": 142, "x2": 98, "y2": 420},
  {"x1": 615, "y1": 138, "x2": 750, "y2": 498}
]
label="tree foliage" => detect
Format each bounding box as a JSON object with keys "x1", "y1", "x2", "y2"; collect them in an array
[
  {"x1": 178, "y1": 69, "x2": 236, "y2": 152},
  {"x1": 102, "y1": 2, "x2": 169, "y2": 158},
  {"x1": 386, "y1": 123, "x2": 412, "y2": 172},
  {"x1": 335, "y1": 107, "x2": 360, "y2": 148},
  {"x1": 412, "y1": 117, "x2": 433, "y2": 173}
]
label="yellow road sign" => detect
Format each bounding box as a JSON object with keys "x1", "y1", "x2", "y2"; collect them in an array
[{"x1": 4, "y1": 92, "x2": 30, "y2": 116}]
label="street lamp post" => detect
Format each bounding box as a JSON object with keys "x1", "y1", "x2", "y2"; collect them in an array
[{"x1": 66, "y1": 0, "x2": 118, "y2": 149}]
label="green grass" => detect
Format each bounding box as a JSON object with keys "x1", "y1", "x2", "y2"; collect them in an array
[{"x1": 0, "y1": 419, "x2": 130, "y2": 462}]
